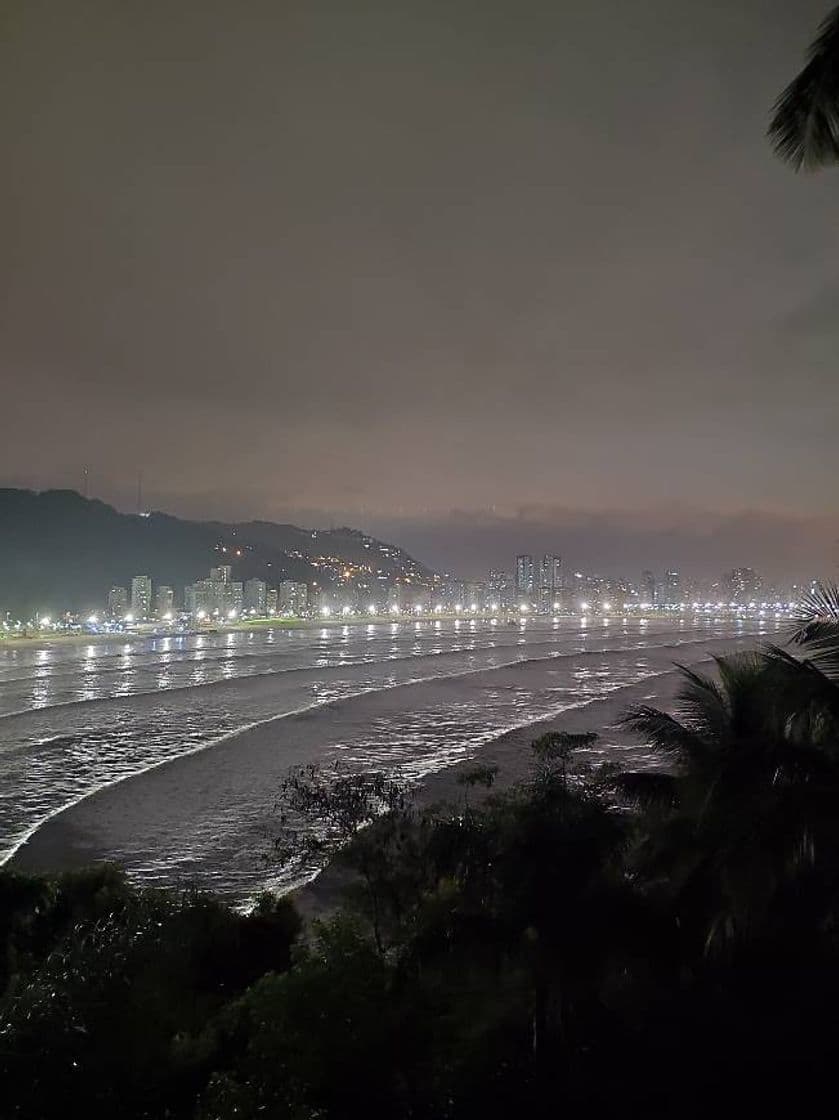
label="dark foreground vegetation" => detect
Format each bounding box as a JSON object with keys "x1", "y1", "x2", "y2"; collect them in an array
[{"x1": 5, "y1": 594, "x2": 839, "y2": 1117}]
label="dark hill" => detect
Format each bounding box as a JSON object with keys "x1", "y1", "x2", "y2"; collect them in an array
[{"x1": 0, "y1": 489, "x2": 435, "y2": 617}]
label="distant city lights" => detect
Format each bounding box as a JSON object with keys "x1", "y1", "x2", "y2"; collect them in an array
[{"x1": 0, "y1": 552, "x2": 820, "y2": 646}]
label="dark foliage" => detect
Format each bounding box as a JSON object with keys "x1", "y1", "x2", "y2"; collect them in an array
[
  {"x1": 0, "y1": 867, "x2": 299, "y2": 1119},
  {"x1": 770, "y1": 5, "x2": 839, "y2": 170}
]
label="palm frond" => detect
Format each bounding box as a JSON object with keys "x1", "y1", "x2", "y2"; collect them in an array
[
  {"x1": 673, "y1": 661, "x2": 733, "y2": 743},
  {"x1": 788, "y1": 581, "x2": 839, "y2": 678},
  {"x1": 714, "y1": 652, "x2": 790, "y2": 738},
  {"x1": 762, "y1": 645, "x2": 838, "y2": 707},
  {"x1": 622, "y1": 704, "x2": 707, "y2": 763},
  {"x1": 790, "y1": 580, "x2": 839, "y2": 638},
  {"x1": 769, "y1": 5, "x2": 839, "y2": 170}
]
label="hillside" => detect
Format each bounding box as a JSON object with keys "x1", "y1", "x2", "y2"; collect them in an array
[{"x1": 0, "y1": 489, "x2": 436, "y2": 617}]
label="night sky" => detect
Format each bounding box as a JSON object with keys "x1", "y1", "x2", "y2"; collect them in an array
[{"x1": 2, "y1": 0, "x2": 837, "y2": 578}]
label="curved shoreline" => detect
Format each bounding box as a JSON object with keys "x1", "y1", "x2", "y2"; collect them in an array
[{"x1": 8, "y1": 660, "x2": 692, "y2": 894}]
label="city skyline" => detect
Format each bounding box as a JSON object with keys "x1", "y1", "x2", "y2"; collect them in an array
[{"x1": 1, "y1": 536, "x2": 817, "y2": 630}]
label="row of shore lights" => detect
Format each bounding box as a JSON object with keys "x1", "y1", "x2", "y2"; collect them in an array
[
  {"x1": 34, "y1": 610, "x2": 218, "y2": 629},
  {"x1": 319, "y1": 600, "x2": 802, "y2": 618},
  {"x1": 30, "y1": 598, "x2": 802, "y2": 630},
  {"x1": 321, "y1": 602, "x2": 571, "y2": 618}
]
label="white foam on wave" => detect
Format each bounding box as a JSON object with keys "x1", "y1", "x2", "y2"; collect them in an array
[{"x1": 0, "y1": 623, "x2": 772, "y2": 873}]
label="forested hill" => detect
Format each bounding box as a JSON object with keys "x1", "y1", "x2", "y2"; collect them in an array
[{"x1": 0, "y1": 488, "x2": 435, "y2": 616}]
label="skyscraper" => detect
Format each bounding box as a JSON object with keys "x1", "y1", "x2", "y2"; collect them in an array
[
  {"x1": 640, "y1": 570, "x2": 656, "y2": 607},
  {"x1": 244, "y1": 578, "x2": 267, "y2": 616},
  {"x1": 662, "y1": 569, "x2": 681, "y2": 607},
  {"x1": 515, "y1": 555, "x2": 534, "y2": 599},
  {"x1": 154, "y1": 585, "x2": 174, "y2": 618},
  {"x1": 440, "y1": 579, "x2": 465, "y2": 610},
  {"x1": 108, "y1": 586, "x2": 128, "y2": 618},
  {"x1": 208, "y1": 565, "x2": 237, "y2": 615},
  {"x1": 488, "y1": 569, "x2": 512, "y2": 609},
  {"x1": 723, "y1": 567, "x2": 761, "y2": 603},
  {"x1": 185, "y1": 579, "x2": 214, "y2": 618},
  {"x1": 279, "y1": 580, "x2": 308, "y2": 615},
  {"x1": 538, "y1": 554, "x2": 563, "y2": 611},
  {"x1": 465, "y1": 581, "x2": 486, "y2": 610},
  {"x1": 130, "y1": 575, "x2": 152, "y2": 620}
]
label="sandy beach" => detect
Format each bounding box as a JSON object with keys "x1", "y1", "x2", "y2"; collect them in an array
[
  {"x1": 2, "y1": 613, "x2": 771, "y2": 912},
  {"x1": 11, "y1": 664, "x2": 686, "y2": 906}
]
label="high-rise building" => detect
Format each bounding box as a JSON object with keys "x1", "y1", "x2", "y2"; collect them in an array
[
  {"x1": 130, "y1": 575, "x2": 152, "y2": 620},
  {"x1": 539, "y1": 555, "x2": 561, "y2": 589},
  {"x1": 465, "y1": 582, "x2": 486, "y2": 610},
  {"x1": 244, "y1": 578, "x2": 267, "y2": 616},
  {"x1": 201, "y1": 565, "x2": 243, "y2": 616},
  {"x1": 279, "y1": 580, "x2": 308, "y2": 616},
  {"x1": 108, "y1": 586, "x2": 128, "y2": 618},
  {"x1": 723, "y1": 567, "x2": 761, "y2": 603},
  {"x1": 154, "y1": 585, "x2": 174, "y2": 618},
  {"x1": 515, "y1": 555, "x2": 534, "y2": 599},
  {"x1": 538, "y1": 554, "x2": 563, "y2": 611},
  {"x1": 488, "y1": 569, "x2": 512, "y2": 609},
  {"x1": 266, "y1": 588, "x2": 278, "y2": 616},
  {"x1": 640, "y1": 570, "x2": 657, "y2": 607},
  {"x1": 440, "y1": 580, "x2": 465, "y2": 610},
  {"x1": 185, "y1": 579, "x2": 214, "y2": 618},
  {"x1": 662, "y1": 569, "x2": 681, "y2": 607}
]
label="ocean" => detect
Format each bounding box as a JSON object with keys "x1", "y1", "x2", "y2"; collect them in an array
[{"x1": 0, "y1": 614, "x2": 780, "y2": 901}]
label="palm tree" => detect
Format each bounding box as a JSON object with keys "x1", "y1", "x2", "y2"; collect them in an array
[
  {"x1": 622, "y1": 650, "x2": 839, "y2": 954},
  {"x1": 769, "y1": 6, "x2": 839, "y2": 170},
  {"x1": 790, "y1": 580, "x2": 839, "y2": 668}
]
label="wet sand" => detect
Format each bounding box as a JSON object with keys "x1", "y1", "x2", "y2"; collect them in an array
[
  {"x1": 290, "y1": 667, "x2": 686, "y2": 919},
  {"x1": 11, "y1": 665, "x2": 685, "y2": 903}
]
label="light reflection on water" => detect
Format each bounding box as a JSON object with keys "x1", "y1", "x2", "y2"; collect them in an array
[{"x1": 0, "y1": 617, "x2": 780, "y2": 899}]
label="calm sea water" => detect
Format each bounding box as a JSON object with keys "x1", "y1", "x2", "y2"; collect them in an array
[{"x1": 0, "y1": 615, "x2": 780, "y2": 898}]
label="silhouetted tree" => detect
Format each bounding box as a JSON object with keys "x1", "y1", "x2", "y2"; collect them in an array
[
  {"x1": 623, "y1": 651, "x2": 839, "y2": 954},
  {"x1": 770, "y1": 6, "x2": 839, "y2": 169}
]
